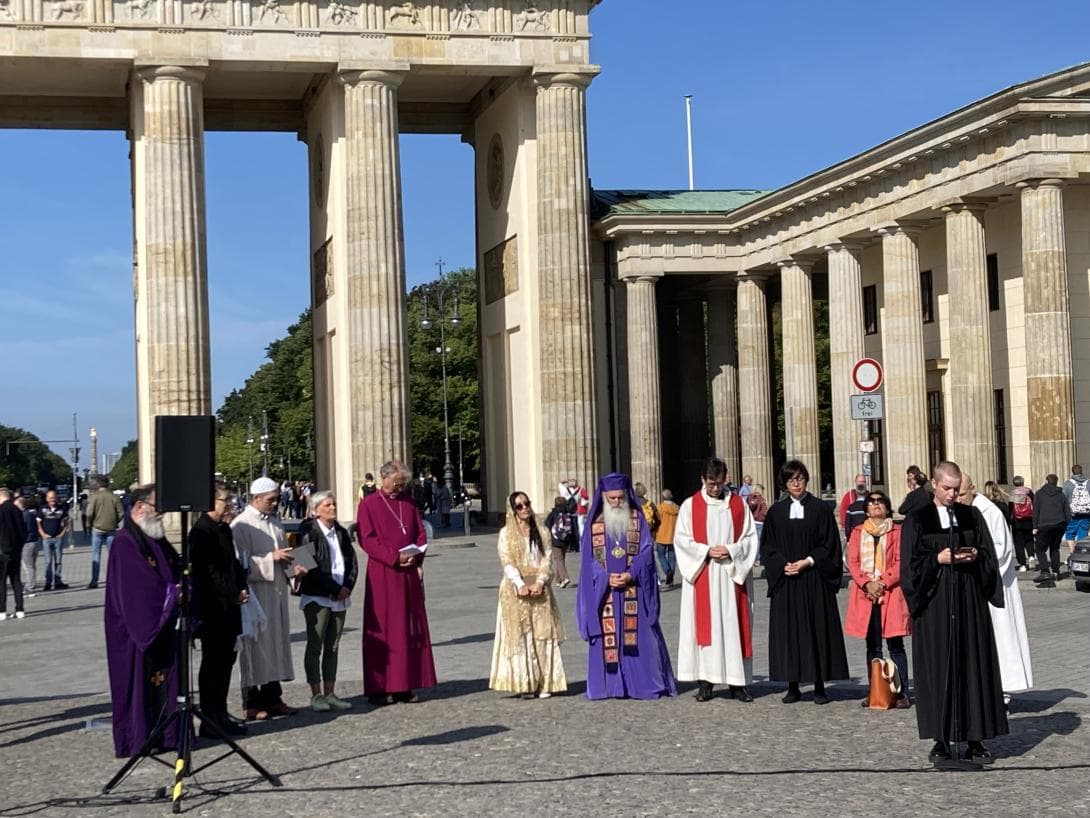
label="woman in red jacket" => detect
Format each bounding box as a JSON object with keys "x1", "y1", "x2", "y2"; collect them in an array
[{"x1": 845, "y1": 491, "x2": 911, "y2": 708}]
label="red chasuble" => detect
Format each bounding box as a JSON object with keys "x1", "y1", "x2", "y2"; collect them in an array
[{"x1": 691, "y1": 492, "x2": 753, "y2": 658}]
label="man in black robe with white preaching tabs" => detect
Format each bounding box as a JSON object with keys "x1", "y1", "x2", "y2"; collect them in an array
[
  {"x1": 901, "y1": 461, "x2": 1007, "y2": 765},
  {"x1": 761, "y1": 460, "x2": 849, "y2": 705}
]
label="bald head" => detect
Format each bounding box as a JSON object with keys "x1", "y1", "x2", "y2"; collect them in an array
[
  {"x1": 931, "y1": 461, "x2": 963, "y2": 508},
  {"x1": 957, "y1": 473, "x2": 976, "y2": 505}
]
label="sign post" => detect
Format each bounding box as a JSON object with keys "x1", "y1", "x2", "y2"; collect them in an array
[{"x1": 851, "y1": 358, "x2": 885, "y2": 489}]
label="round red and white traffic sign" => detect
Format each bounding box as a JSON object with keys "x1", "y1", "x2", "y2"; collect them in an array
[{"x1": 852, "y1": 358, "x2": 884, "y2": 393}]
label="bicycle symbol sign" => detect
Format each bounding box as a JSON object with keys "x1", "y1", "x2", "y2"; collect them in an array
[{"x1": 851, "y1": 393, "x2": 885, "y2": 420}]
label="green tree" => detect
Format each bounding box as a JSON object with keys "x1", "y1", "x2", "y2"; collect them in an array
[
  {"x1": 109, "y1": 439, "x2": 138, "y2": 489},
  {"x1": 0, "y1": 424, "x2": 73, "y2": 489},
  {"x1": 407, "y1": 267, "x2": 481, "y2": 482}
]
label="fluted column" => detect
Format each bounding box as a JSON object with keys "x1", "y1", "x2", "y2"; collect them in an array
[
  {"x1": 623, "y1": 273, "x2": 662, "y2": 500},
  {"x1": 1019, "y1": 179, "x2": 1075, "y2": 483},
  {"x1": 944, "y1": 201, "x2": 996, "y2": 482},
  {"x1": 707, "y1": 283, "x2": 740, "y2": 481},
  {"x1": 737, "y1": 271, "x2": 773, "y2": 493},
  {"x1": 339, "y1": 69, "x2": 411, "y2": 485},
  {"x1": 878, "y1": 223, "x2": 928, "y2": 499},
  {"x1": 825, "y1": 242, "x2": 866, "y2": 494},
  {"x1": 534, "y1": 70, "x2": 600, "y2": 487},
  {"x1": 678, "y1": 297, "x2": 710, "y2": 485},
  {"x1": 779, "y1": 259, "x2": 821, "y2": 477},
  {"x1": 132, "y1": 65, "x2": 211, "y2": 480}
]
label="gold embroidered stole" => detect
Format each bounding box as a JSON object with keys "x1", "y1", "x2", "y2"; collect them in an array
[{"x1": 592, "y1": 510, "x2": 641, "y2": 666}]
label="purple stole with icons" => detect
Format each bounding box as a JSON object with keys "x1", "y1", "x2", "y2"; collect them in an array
[{"x1": 591, "y1": 510, "x2": 641, "y2": 666}]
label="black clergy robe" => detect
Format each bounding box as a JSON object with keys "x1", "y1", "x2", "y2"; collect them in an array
[
  {"x1": 901, "y1": 503, "x2": 1008, "y2": 743},
  {"x1": 761, "y1": 493, "x2": 849, "y2": 683}
]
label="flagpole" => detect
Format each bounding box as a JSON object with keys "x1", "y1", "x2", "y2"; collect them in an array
[{"x1": 684, "y1": 94, "x2": 694, "y2": 191}]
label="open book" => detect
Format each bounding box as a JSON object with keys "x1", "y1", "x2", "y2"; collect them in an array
[{"x1": 399, "y1": 544, "x2": 428, "y2": 558}]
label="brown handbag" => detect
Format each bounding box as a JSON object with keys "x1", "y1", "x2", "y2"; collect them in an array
[{"x1": 868, "y1": 658, "x2": 901, "y2": 710}]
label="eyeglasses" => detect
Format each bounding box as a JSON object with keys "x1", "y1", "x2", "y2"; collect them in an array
[
  {"x1": 513, "y1": 502, "x2": 531, "y2": 511},
  {"x1": 866, "y1": 497, "x2": 885, "y2": 504},
  {"x1": 785, "y1": 475, "x2": 807, "y2": 484}
]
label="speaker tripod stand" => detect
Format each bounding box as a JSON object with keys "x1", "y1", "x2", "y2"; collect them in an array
[{"x1": 102, "y1": 507, "x2": 282, "y2": 813}]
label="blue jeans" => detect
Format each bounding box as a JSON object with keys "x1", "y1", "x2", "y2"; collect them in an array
[
  {"x1": 655, "y1": 543, "x2": 677, "y2": 581},
  {"x1": 90, "y1": 529, "x2": 115, "y2": 585},
  {"x1": 42, "y1": 537, "x2": 64, "y2": 585}
]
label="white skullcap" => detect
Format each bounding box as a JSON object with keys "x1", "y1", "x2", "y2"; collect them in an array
[{"x1": 250, "y1": 476, "x2": 279, "y2": 495}]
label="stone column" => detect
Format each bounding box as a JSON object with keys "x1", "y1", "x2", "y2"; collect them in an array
[
  {"x1": 339, "y1": 69, "x2": 411, "y2": 486},
  {"x1": 678, "y1": 297, "x2": 710, "y2": 485},
  {"x1": 878, "y1": 224, "x2": 929, "y2": 497},
  {"x1": 736, "y1": 271, "x2": 774, "y2": 493},
  {"x1": 534, "y1": 70, "x2": 600, "y2": 488},
  {"x1": 1019, "y1": 179, "x2": 1075, "y2": 482},
  {"x1": 944, "y1": 201, "x2": 996, "y2": 482},
  {"x1": 131, "y1": 65, "x2": 212, "y2": 480},
  {"x1": 825, "y1": 242, "x2": 865, "y2": 494},
  {"x1": 779, "y1": 259, "x2": 821, "y2": 477},
  {"x1": 623, "y1": 273, "x2": 662, "y2": 500},
  {"x1": 706, "y1": 283, "x2": 740, "y2": 481}
]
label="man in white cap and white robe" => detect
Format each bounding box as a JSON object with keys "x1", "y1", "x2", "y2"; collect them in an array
[
  {"x1": 232, "y1": 476, "x2": 303, "y2": 720},
  {"x1": 957, "y1": 473, "x2": 1033, "y2": 705}
]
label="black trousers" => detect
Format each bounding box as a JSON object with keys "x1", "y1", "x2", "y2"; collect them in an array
[
  {"x1": 1036, "y1": 523, "x2": 1065, "y2": 575},
  {"x1": 1011, "y1": 521, "x2": 1034, "y2": 568},
  {"x1": 199, "y1": 631, "x2": 238, "y2": 718},
  {"x1": 0, "y1": 547, "x2": 25, "y2": 613},
  {"x1": 242, "y1": 680, "x2": 283, "y2": 711}
]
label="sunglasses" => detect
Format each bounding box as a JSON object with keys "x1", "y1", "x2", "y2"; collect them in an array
[
  {"x1": 513, "y1": 502, "x2": 531, "y2": 511},
  {"x1": 866, "y1": 497, "x2": 885, "y2": 504}
]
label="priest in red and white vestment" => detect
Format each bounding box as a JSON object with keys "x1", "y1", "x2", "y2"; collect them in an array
[{"x1": 673, "y1": 458, "x2": 759, "y2": 702}]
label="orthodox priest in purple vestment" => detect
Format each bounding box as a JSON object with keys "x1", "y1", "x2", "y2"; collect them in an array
[
  {"x1": 576, "y1": 473, "x2": 677, "y2": 700},
  {"x1": 356, "y1": 461, "x2": 437, "y2": 705},
  {"x1": 103, "y1": 486, "x2": 182, "y2": 757}
]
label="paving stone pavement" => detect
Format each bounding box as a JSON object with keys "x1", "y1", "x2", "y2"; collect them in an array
[{"x1": 2, "y1": 525, "x2": 1088, "y2": 817}]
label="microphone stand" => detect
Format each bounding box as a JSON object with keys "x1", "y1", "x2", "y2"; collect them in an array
[{"x1": 934, "y1": 505, "x2": 983, "y2": 772}]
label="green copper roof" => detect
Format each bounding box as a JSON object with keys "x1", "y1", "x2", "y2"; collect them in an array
[{"x1": 591, "y1": 189, "x2": 771, "y2": 218}]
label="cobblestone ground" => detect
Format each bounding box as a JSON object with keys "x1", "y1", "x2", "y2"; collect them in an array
[{"x1": 2, "y1": 526, "x2": 1088, "y2": 816}]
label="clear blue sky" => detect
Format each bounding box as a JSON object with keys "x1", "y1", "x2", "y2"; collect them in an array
[{"x1": 3, "y1": 0, "x2": 1089, "y2": 468}]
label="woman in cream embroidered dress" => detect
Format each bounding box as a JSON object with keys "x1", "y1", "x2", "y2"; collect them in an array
[{"x1": 489, "y1": 492, "x2": 567, "y2": 697}]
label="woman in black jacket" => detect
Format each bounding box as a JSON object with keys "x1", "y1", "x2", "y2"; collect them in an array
[{"x1": 297, "y1": 491, "x2": 358, "y2": 712}]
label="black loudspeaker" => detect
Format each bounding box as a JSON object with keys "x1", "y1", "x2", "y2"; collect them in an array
[{"x1": 155, "y1": 415, "x2": 215, "y2": 512}]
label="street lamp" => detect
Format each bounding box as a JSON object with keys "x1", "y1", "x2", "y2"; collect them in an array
[
  {"x1": 246, "y1": 416, "x2": 255, "y2": 487},
  {"x1": 420, "y1": 258, "x2": 461, "y2": 508}
]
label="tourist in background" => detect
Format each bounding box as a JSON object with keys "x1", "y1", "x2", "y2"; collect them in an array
[
  {"x1": 85, "y1": 475, "x2": 124, "y2": 589},
  {"x1": 489, "y1": 491, "x2": 566, "y2": 698},
  {"x1": 37, "y1": 489, "x2": 69, "y2": 591},
  {"x1": 544, "y1": 495, "x2": 574, "y2": 588},
  {"x1": 20, "y1": 495, "x2": 40, "y2": 597},
  {"x1": 1008, "y1": 476, "x2": 1035, "y2": 572},
  {"x1": 1033, "y1": 474, "x2": 1069, "y2": 588},
  {"x1": 844, "y1": 490, "x2": 910, "y2": 709},
  {"x1": 0, "y1": 489, "x2": 27, "y2": 620},
  {"x1": 654, "y1": 489, "x2": 680, "y2": 587}
]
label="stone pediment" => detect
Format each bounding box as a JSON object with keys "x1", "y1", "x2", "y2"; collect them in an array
[{"x1": 0, "y1": 0, "x2": 591, "y2": 35}]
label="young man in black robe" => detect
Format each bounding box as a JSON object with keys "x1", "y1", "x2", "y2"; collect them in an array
[
  {"x1": 901, "y1": 460, "x2": 1007, "y2": 764},
  {"x1": 761, "y1": 460, "x2": 849, "y2": 704},
  {"x1": 190, "y1": 485, "x2": 250, "y2": 738}
]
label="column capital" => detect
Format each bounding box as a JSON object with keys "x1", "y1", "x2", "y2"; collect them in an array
[
  {"x1": 823, "y1": 240, "x2": 865, "y2": 255},
  {"x1": 938, "y1": 197, "x2": 992, "y2": 216},
  {"x1": 532, "y1": 67, "x2": 600, "y2": 91},
  {"x1": 619, "y1": 271, "x2": 662, "y2": 286},
  {"x1": 873, "y1": 220, "x2": 926, "y2": 239},
  {"x1": 134, "y1": 64, "x2": 207, "y2": 84},
  {"x1": 776, "y1": 257, "x2": 814, "y2": 273},
  {"x1": 1015, "y1": 177, "x2": 1067, "y2": 192},
  {"x1": 338, "y1": 66, "x2": 410, "y2": 89},
  {"x1": 736, "y1": 268, "x2": 772, "y2": 284}
]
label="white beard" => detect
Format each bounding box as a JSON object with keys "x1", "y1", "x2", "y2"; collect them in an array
[
  {"x1": 603, "y1": 501, "x2": 631, "y2": 543},
  {"x1": 138, "y1": 513, "x2": 166, "y2": 540}
]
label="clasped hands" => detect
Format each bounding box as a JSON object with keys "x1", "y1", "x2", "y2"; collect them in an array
[
  {"x1": 863, "y1": 579, "x2": 885, "y2": 603},
  {"x1": 608, "y1": 571, "x2": 633, "y2": 589},
  {"x1": 708, "y1": 545, "x2": 731, "y2": 562},
  {"x1": 938, "y1": 547, "x2": 977, "y2": 565},
  {"x1": 783, "y1": 559, "x2": 811, "y2": 576},
  {"x1": 516, "y1": 582, "x2": 545, "y2": 598}
]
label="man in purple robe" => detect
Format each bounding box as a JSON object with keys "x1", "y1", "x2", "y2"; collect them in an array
[
  {"x1": 356, "y1": 460, "x2": 437, "y2": 706},
  {"x1": 576, "y1": 473, "x2": 677, "y2": 699},
  {"x1": 103, "y1": 484, "x2": 182, "y2": 757}
]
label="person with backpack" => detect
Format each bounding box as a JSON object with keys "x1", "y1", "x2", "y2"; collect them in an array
[
  {"x1": 1008, "y1": 476, "x2": 1035, "y2": 572},
  {"x1": 1062, "y1": 465, "x2": 1090, "y2": 552},
  {"x1": 544, "y1": 496, "x2": 574, "y2": 588}
]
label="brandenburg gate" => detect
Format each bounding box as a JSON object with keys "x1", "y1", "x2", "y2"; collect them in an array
[{"x1": 0, "y1": 0, "x2": 606, "y2": 509}]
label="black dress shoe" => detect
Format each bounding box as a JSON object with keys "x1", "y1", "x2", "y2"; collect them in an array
[
  {"x1": 86, "y1": 582, "x2": 98, "y2": 590},
  {"x1": 695, "y1": 682, "x2": 714, "y2": 702},
  {"x1": 813, "y1": 693, "x2": 830, "y2": 705},
  {"x1": 928, "y1": 741, "x2": 951, "y2": 762},
  {"x1": 782, "y1": 685, "x2": 800, "y2": 704},
  {"x1": 54, "y1": 582, "x2": 69, "y2": 590},
  {"x1": 729, "y1": 685, "x2": 754, "y2": 702},
  {"x1": 965, "y1": 741, "x2": 994, "y2": 764},
  {"x1": 367, "y1": 694, "x2": 392, "y2": 707}
]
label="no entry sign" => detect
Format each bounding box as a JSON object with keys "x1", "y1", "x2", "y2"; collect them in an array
[{"x1": 852, "y1": 358, "x2": 884, "y2": 393}]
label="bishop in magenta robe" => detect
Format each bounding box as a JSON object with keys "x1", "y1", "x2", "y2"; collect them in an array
[{"x1": 356, "y1": 466, "x2": 437, "y2": 704}]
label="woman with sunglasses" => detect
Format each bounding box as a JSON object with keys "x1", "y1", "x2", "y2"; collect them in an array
[
  {"x1": 489, "y1": 492, "x2": 567, "y2": 698},
  {"x1": 845, "y1": 491, "x2": 911, "y2": 708}
]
